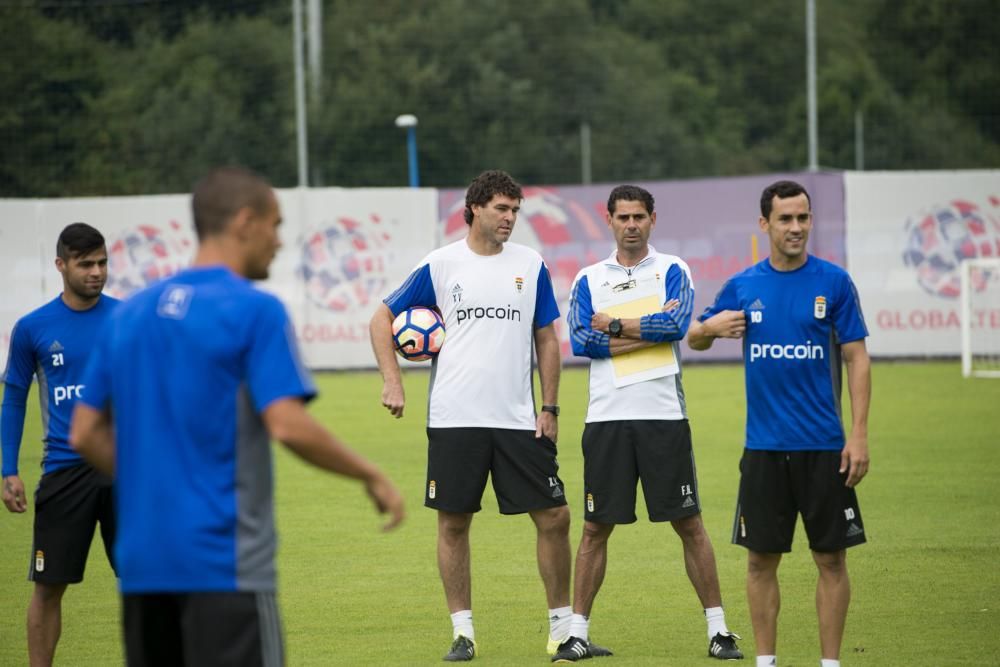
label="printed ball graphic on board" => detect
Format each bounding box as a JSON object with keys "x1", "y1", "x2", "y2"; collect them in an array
[
  {"x1": 392, "y1": 307, "x2": 445, "y2": 362},
  {"x1": 299, "y1": 217, "x2": 392, "y2": 312},
  {"x1": 902, "y1": 200, "x2": 1000, "y2": 298},
  {"x1": 105, "y1": 222, "x2": 193, "y2": 298}
]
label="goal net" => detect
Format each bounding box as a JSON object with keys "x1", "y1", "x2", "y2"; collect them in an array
[{"x1": 960, "y1": 258, "x2": 1000, "y2": 378}]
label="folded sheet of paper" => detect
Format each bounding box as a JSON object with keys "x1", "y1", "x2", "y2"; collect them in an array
[{"x1": 594, "y1": 275, "x2": 679, "y2": 387}]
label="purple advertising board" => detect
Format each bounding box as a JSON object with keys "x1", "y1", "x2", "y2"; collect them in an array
[{"x1": 439, "y1": 172, "x2": 845, "y2": 362}]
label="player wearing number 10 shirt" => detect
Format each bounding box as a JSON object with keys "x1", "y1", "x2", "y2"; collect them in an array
[{"x1": 689, "y1": 179, "x2": 872, "y2": 667}]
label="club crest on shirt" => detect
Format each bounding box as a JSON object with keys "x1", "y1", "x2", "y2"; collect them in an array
[
  {"x1": 514, "y1": 277, "x2": 524, "y2": 293},
  {"x1": 814, "y1": 296, "x2": 827, "y2": 319},
  {"x1": 451, "y1": 283, "x2": 463, "y2": 304},
  {"x1": 158, "y1": 285, "x2": 194, "y2": 320}
]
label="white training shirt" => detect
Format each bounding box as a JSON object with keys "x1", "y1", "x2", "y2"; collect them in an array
[
  {"x1": 384, "y1": 239, "x2": 560, "y2": 429},
  {"x1": 567, "y1": 247, "x2": 695, "y2": 423}
]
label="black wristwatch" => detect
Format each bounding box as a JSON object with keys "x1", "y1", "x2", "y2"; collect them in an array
[
  {"x1": 608, "y1": 318, "x2": 623, "y2": 337},
  {"x1": 541, "y1": 404, "x2": 560, "y2": 417}
]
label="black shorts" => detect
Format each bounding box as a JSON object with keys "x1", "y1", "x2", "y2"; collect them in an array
[
  {"x1": 123, "y1": 591, "x2": 284, "y2": 667},
  {"x1": 30, "y1": 463, "x2": 116, "y2": 584},
  {"x1": 425, "y1": 427, "x2": 567, "y2": 514},
  {"x1": 732, "y1": 449, "x2": 866, "y2": 553},
  {"x1": 581, "y1": 420, "x2": 700, "y2": 524}
]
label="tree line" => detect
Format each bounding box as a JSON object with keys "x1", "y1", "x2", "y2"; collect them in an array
[{"x1": 1, "y1": 0, "x2": 997, "y2": 197}]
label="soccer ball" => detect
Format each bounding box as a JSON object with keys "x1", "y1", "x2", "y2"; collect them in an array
[{"x1": 392, "y1": 307, "x2": 446, "y2": 362}]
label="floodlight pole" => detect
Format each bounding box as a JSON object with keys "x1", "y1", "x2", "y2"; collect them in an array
[
  {"x1": 395, "y1": 114, "x2": 420, "y2": 188},
  {"x1": 307, "y1": 0, "x2": 322, "y2": 104},
  {"x1": 806, "y1": 0, "x2": 818, "y2": 172},
  {"x1": 293, "y1": 0, "x2": 309, "y2": 187},
  {"x1": 580, "y1": 121, "x2": 592, "y2": 184},
  {"x1": 307, "y1": 0, "x2": 322, "y2": 185},
  {"x1": 855, "y1": 109, "x2": 865, "y2": 171}
]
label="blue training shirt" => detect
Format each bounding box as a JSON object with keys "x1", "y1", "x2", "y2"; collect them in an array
[
  {"x1": 79, "y1": 266, "x2": 316, "y2": 594},
  {"x1": 698, "y1": 256, "x2": 868, "y2": 451},
  {"x1": 2, "y1": 294, "x2": 119, "y2": 477}
]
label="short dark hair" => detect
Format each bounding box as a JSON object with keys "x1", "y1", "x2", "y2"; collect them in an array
[
  {"x1": 463, "y1": 170, "x2": 523, "y2": 225},
  {"x1": 191, "y1": 166, "x2": 273, "y2": 240},
  {"x1": 607, "y1": 185, "x2": 654, "y2": 215},
  {"x1": 56, "y1": 223, "x2": 105, "y2": 260},
  {"x1": 760, "y1": 180, "x2": 811, "y2": 219}
]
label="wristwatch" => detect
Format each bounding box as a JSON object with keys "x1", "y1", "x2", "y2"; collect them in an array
[
  {"x1": 608, "y1": 318, "x2": 623, "y2": 337},
  {"x1": 541, "y1": 404, "x2": 560, "y2": 417}
]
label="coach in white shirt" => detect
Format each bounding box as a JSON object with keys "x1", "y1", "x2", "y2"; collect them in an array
[{"x1": 370, "y1": 170, "x2": 576, "y2": 662}]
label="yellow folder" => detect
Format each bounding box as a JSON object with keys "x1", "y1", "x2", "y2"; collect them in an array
[{"x1": 604, "y1": 294, "x2": 678, "y2": 387}]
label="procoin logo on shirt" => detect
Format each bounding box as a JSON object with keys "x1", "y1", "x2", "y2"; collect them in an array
[
  {"x1": 454, "y1": 305, "x2": 522, "y2": 325},
  {"x1": 53, "y1": 384, "x2": 85, "y2": 405},
  {"x1": 748, "y1": 342, "x2": 824, "y2": 363}
]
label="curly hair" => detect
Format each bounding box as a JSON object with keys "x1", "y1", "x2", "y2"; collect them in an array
[{"x1": 463, "y1": 170, "x2": 523, "y2": 225}]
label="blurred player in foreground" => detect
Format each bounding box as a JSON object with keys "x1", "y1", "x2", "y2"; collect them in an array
[
  {"x1": 688, "y1": 180, "x2": 871, "y2": 667},
  {"x1": 71, "y1": 166, "x2": 404, "y2": 666},
  {"x1": 370, "y1": 170, "x2": 570, "y2": 661},
  {"x1": 2, "y1": 223, "x2": 119, "y2": 667}
]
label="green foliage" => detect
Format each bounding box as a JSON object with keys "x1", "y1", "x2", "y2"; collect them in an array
[
  {"x1": 82, "y1": 15, "x2": 297, "y2": 195},
  {"x1": 0, "y1": 0, "x2": 997, "y2": 195},
  {"x1": 2, "y1": 362, "x2": 999, "y2": 665},
  {"x1": 0, "y1": 10, "x2": 107, "y2": 196}
]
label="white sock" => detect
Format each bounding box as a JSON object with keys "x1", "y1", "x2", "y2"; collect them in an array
[
  {"x1": 820, "y1": 660, "x2": 840, "y2": 667},
  {"x1": 705, "y1": 606, "x2": 729, "y2": 640},
  {"x1": 568, "y1": 613, "x2": 590, "y2": 642},
  {"x1": 450, "y1": 610, "x2": 474, "y2": 640},
  {"x1": 548, "y1": 606, "x2": 572, "y2": 641},
  {"x1": 757, "y1": 656, "x2": 777, "y2": 667}
]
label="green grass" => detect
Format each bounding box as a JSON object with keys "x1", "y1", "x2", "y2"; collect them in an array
[{"x1": 1, "y1": 362, "x2": 999, "y2": 665}]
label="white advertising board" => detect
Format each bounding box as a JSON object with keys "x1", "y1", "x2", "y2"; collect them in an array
[{"x1": 845, "y1": 171, "x2": 1000, "y2": 356}]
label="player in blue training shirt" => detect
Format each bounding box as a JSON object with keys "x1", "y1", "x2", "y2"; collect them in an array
[
  {"x1": 688, "y1": 180, "x2": 871, "y2": 667},
  {"x1": 1, "y1": 222, "x2": 119, "y2": 667},
  {"x1": 370, "y1": 170, "x2": 571, "y2": 662},
  {"x1": 70, "y1": 166, "x2": 404, "y2": 667}
]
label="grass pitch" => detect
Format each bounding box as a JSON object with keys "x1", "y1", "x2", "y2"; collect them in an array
[{"x1": 1, "y1": 361, "x2": 998, "y2": 665}]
